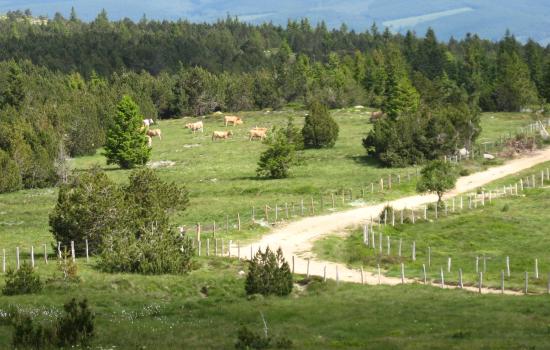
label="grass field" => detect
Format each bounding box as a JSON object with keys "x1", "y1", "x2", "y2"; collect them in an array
[
  {"x1": 0, "y1": 110, "x2": 535, "y2": 249},
  {"x1": 314, "y1": 161, "x2": 550, "y2": 293},
  {"x1": 0, "y1": 110, "x2": 548, "y2": 349},
  {"x1": 2, "y1": 257, "x2": 550, "y2": 349}
]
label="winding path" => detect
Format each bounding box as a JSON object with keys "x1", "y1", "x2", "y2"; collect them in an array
[{"x1": 231, "y1": 148, "x2": 550, "y2": 295}]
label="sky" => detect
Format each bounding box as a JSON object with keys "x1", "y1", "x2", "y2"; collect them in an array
[{"x1": 1, "y1": 0, "x2": 550, "y2": 43}]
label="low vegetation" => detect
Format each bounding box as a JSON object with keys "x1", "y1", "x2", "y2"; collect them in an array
[
  {"x1": 2, "y1": 263, "x2": 42, "y2": 296},
  {"x1": 245, "y1": 247, "x2": 293, "y2": 296}
]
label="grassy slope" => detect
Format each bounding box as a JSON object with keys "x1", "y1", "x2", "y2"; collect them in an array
[
  {"x1": 314, "y1": 161, "x2": 550, "y2": 292},
  {"x1": 0, "y1": 111, "x2": 547, "y2": 349},
  {"x1": 2, "y1": 258, "x2": 550, "y2": 349},
  {"x1": 0, "y1": 111, "x2": 531, "y2": 249}
]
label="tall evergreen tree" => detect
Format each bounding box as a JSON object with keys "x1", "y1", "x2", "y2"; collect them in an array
[
  {"x1": 302, "y1": 101, "x2": 339, "y2": 148},
  {"x1": 103, "y1": 95, "x2": 150, "y2": 169}
]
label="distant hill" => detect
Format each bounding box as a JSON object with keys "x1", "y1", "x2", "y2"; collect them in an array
[{"x1": 1, "y1": 0, "x2": 550, "y2": 44}]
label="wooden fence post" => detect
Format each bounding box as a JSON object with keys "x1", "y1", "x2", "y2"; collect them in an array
[
  {"x1": 422, "y1": 264, "x2": 427, "y2": 284},
  {"x1": 57, "y1": 242, "x2": 61, "y2": 259},
  {"x1": 292, "y1": 256, "x2": 295, "y2": 274},
  {"x1": 412, "y1": 241, "x2": 416, "y2": 261},
  {"x1": 535, "y1": 258, "x2": 539, "y2": 279},
  {"x1": 379, "y1": 232, "x2": 382, "y2": 254},
  {"x1": 506, "y1": 256, "x2": 510, "y2": 277},
  {"x1": 479, "y1": 272, "x2": 483, "y2": 294},
  {"x1": 398, "y1": 239, "x2": 402, "y2": 257},
  {"x1": 476, "y1": 256, "x2": 479, "y2": 273},
  {"x1": 400, "y1": 210, "x2": 404, "y2": 224},
  {"x1": 459, "y1": 269, "x2": 463, "y2": 289},
  {"x1": 323, "y1": 265, "x2": 327, "y2": 282},
  {"x1": 16, "y1": 246, "x2": 20, "y2": 269},
  {"x1": 401, "y1": 263, "x2": 405, "y2": 284},
  {"x1": 285, "y1": 203, "x2": 289, "y2": 219},
  {"x1": 440, "y1": 267, "x2": 445, "y2": 288},
  {"x1": 198, "y1": 240, "x2": 202, "y2": 257},
  {"x1": 501, "y1": 270, "x2": 505, "y2": 294},
  {"x1": 447, "y1": 257, "x2": 451, "y2": 273},
  {"x1": 85, "y1": 239, "x2": 89, "y2": 263},
  {"x1": 44, "y1": 244, "x2": 48, "y2": 264},
  {"x1": 336, "y1": 266, "x2": 340, "y2": 285},
  {"x1": 30, "y1": 246, "x2": 34, "y2": 268},
  {"x1": 380, "y1": 178, "x2": 384, "y2": 192}
]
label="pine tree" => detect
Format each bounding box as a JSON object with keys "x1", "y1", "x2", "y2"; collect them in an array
[
  {"x1": 103, "y1": 95, "x2": 150, "y2": 169},
  {"x1": 302, "y1": 101, "x2": 339, "y2": 148}
]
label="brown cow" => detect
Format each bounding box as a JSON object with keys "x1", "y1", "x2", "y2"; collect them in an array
[
  {"x1": 185, "y1": 121, "x2": 204, "y2": 134},
  {"x1": 224, "y1": 115, "x2": 243, "y2": 126},
  {"x1": 212, "y1": 130, "x2": 233, "y2": 141},
  {"x1": 369, "y1": 111, "x2": 385, "y2": 123},
  {"x1": 146, "y1": 128, "x2": 162, "y2": 140},
  {"x1": 249, "y1": 127, "x2": 268, "y2": 141}
]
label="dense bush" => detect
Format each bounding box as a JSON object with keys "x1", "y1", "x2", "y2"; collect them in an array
[
  {"x1": 50, "y1": 167, "x2": 192, "y2": 275},
  {"x1": 103, "y1": 95, "x2": 151, "y2": 169},
  {"x1": 257, "y1": 128, "x2": 297, "y2": 179},
  {"x1": 49, "y1": 168, "x2": 123, "y2": 255},
  {"x1": 301, "y1": 101, "x2": 339, "y2": 149},
  {"x1": 2, "y1": 263, "x2": 43, "y2": 296},
  {"x1": 0, "y1": 149, "x2": 21, "y2": 193},
  {"x1": 245, "y1": 247, "x2": 293, "y2": 296}
]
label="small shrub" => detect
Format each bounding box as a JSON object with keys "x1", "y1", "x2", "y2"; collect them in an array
[
  {"x1": 257, "y1": 128, "x2": 296, "y2": 179},
  {"x1": 12, "y1": 314, "x2": 55, "y2": 350},
  {"x1": 378, "y1": 205, "x2": 394, "y2": 222},
  {"x1": 10, "y1": 298, "x2": 95, "y2": 349},
  {"x1": 459, "y1": 168, "x2": 470, "y2": 176},
  {"x1": 245, "y1": 247, "x2": 293, "y2": 296},
  {"x1": 2, "y1": 263, "x2": 43, "y2": 296},
  {"x1": 502, "y1": 204, "x2": 510, "y2": 212},
  {"x1": 235, "y1": 326, "x2": 271, "y2": 350},
  {"x1": 55, "y1": 249, "x2": 79, "y2": 283},
  {"x1": 56, "y1": 298, "x2": 95, "y2": 348}
]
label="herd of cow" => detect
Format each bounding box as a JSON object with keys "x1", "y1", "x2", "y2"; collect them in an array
[{"x1": 141, "y1": 115, "x2": 268, "y2": 147}]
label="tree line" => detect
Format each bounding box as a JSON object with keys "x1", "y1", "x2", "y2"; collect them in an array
[{"x1": 0, "y1": 10, "x2": 549, "y2": 192}]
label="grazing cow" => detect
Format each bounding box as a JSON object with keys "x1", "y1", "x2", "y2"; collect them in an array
[
  {"x1": 185, "y1": 121, "x2": 204, "y2": 134},
  {"x1": 224, "y1": 116, "x2": 243, "y2": 126},
  {"x1": 249, "y1": 127, "x2": 268, "y2": 141},
  {"x1": 146, "y1": 135, "x2": 153, "y2": 148},
  {"x1": 212, "y1": 130, "x2": 233, "y2": 141},
  {"x1": 146, "y1": 129, "x2": 162, "y2": 140},
  {"x1": 369, "y1": 111, "x2": 385, "y2": 123},
  {"x1": 457, "y1": 148, "x2": 469, "y2": 157},
  {"x1": 143, "y1": 119, "x2": 155, "y2": 127}
]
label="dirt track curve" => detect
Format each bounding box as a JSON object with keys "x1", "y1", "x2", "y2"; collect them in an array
[{"x1": 230, "y1": 148, "x2": 550, "y2": 295}]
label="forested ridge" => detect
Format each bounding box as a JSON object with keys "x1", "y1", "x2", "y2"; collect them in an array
[{"x1": 0, "y1": 9, "x2": 548, "y2": 191}]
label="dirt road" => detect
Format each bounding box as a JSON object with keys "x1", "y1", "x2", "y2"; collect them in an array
[{"x1": 231, "y1": 149, "x2": 550, "y2": 295}]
